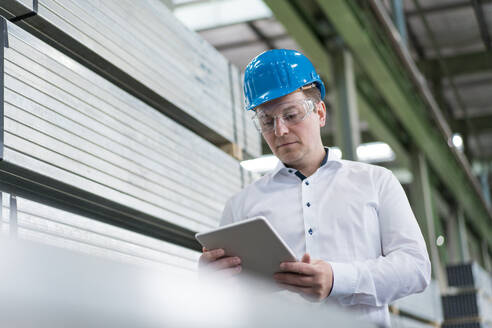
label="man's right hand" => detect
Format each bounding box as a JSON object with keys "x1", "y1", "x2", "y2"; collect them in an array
[{"x1": 198, "y1": 247, "x2": 242, "y2": 277}]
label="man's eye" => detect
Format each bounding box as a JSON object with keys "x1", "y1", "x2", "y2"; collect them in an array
[
  {"x1": 261, "y1": 119, "x2": 274, "y2": 126},
  {"x1": 284, "y1": 113, "x2": 299, "y2": 121}
]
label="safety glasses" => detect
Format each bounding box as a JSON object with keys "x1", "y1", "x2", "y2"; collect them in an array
[{"x1": 252, "y1": 98, "x2": 316, "y2": 133}]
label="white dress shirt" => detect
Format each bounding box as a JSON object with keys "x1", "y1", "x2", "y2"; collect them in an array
[{"x1": 220, "y1": 148, "x2": 431, "y2": 327}]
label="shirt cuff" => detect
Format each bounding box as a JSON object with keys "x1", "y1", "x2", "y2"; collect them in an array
[{"x1": 329, "y1": 262, "x2": 358, "y2": 297}]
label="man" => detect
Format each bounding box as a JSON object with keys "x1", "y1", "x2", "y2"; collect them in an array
[{"x1": 199, "y1": 49, "x2": 431, "y2": 327}]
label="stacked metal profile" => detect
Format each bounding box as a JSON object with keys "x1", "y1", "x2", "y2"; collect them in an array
[
  {"x1": 390, "y1": 279, "x2": 442, "y2": 327},
  {"x1": 0, "y1": 0, "x2": 262, "y2": 159},
  {"x1": 0, "y1": 0, "x2": 261, "y2": 266},
  {"x1": 230, "y1": 65, "x2": 260, "y2": 159},
  {"x1": 441, "y1": 263, "x2": 492, "y2": 328},
  {"x1": 1, "y1": 192, "x2": 200, "y2": 274},
  {"x1": 389, "y1": 314, "x2": 438, "y2": 328}
]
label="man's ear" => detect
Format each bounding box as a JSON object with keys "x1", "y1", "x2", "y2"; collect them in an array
[{"x1": 317, "y1": 101, "x2": 327, "y2": 127}]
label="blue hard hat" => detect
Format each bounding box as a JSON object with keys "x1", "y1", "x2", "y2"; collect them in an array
[{"x1": 243, "y1": 49, "x2": 325, "y2": 111}]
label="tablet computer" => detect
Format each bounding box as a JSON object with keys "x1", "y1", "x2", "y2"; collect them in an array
[{"x1": 195, "y1": 216, "x2": 297, "y2": 279}]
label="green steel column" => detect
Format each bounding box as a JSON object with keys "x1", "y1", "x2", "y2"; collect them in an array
[
  {"x1": 446, "y1": 212, "x2": 461, "y2": 263},
  {"x1": 411, "y1": 152, "x2": 446, "y2": 288},
  {"x1": 332, "y1": 49, "x2": 360, "y2": 160},
  {"x1": 482, "y1": 240, "x2": 492, "y2": 271},
  {"x1": 434, "y1": 210, "x2": 449, "y2": 266},
  {"x1": 479, "y1": 167, "x2": 491, "y2": 207},
  {"x1": 457, "y1": 207, "x2": 471, "y2": 262},
  {"x1": 482, "y1": 240, "x2": 492, "y2": 272},
  {"x1": 357, "y1": 94, "x2": 410, "y2": 168},
  {"x1": 468, "y1": 233, "x2": 483, "y2": 266}
]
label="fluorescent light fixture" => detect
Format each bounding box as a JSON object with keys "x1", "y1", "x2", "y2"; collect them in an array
[
  {"x1": 391, "y1": 168, "x2": 413, "y2": 184},
  {"x1": 173, "y1": 0, "x2": 272, "y2": 30},
  {"x1": 240, "y1": 155, "x2": 279, "y2": 173},
  {"x1": 240, "y1": 147, "x2": 342, "y2": 174},
  {"x1": 241, "y1": 142, "x2": 396, "y2": 174},
  {"x1": 356, "y1": 142, "x2": 395, "y2": 163},
  {"x1": 450, "y1": 133, "x2": 464, "y2": 151}
]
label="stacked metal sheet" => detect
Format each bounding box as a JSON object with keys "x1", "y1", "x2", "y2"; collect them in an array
[
  {"x1": 0, "y1": 0, "x2": 262, "y2": 158},
  {"x1": 447, "y1": 263, "x2": 492, "y2": 296},
  {"x1": 389, "y1": 314, "x2": 438, "y2": 328},
  {"x1": 441, "y1": 292, "x2": 490, "y2": 320},
  {"x1": 2, "y1": 192, "x2": 200, "y2": 272},
  {"x1": 442, "y1": 322, "x2": 491, "y2": 328},
  {"x1": 391, "y1": 279, "x2": 442, "y2": 325},
  {"x1": 441, "y1": 263, "x2": 492, "y2": 328},
  {"x1": 229, "y1": 64, "x2": 262, "y2": 158},
  {"x1": 1, "y1": 20, "x2": 243, "y2": 238}
]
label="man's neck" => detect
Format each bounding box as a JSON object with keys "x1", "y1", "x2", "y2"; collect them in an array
[{"x1": 289, "y1": 146, "x2": 326, "y2": 178}]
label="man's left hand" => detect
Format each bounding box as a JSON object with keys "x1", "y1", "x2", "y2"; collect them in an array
[{"x1": 274, "y1": 253, "x2": 333, "y2": 301}]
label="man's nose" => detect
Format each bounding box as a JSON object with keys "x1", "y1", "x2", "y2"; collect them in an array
[{"x1": 274, "y1": 117, "x2": 289, "y2": 137}]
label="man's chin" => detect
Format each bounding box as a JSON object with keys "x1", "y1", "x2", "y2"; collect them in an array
[{"x1": 275, "y1": 150, "x2": 302, "y2": 166}]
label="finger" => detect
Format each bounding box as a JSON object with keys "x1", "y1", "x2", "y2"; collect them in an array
[
  {"x1": 301, "y1": 253, "x2": 310, "y2": 263},
  {"x1": 273, "y1": 272, "x2": 313, "y2": 287},
  {"x1": 202, "y1": 247, "x2": 207, "y2": 253},
  {"x1": 199, "y1": 248, "x2": 225, "y2": 263},
  {"x1": 209, "y1": 256, "x2": 241, "y2": 271},
  {"x1": 279, "y1": 261, "x2": 316, "y2": 275}
]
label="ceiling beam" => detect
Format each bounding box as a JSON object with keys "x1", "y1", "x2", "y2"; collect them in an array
[
  {"x1": 406, "y1": 21, "x2": 426, "y2": 59},
  {"x1": 196, "y1": 18, "x2": 261, "y2": 32},
  {"x1": 213, "y1": 34, "x2": 288, "y2": 51},
  {"x1": 262, "y1": 0, "x2": 332, "y2": 87},
  {"x1": 471, "y1": 0, "x2": 492, "y2": 50},
  {"x1": 405, "y1": 0, "x2": 492, "y2": 17},
  {"x1": 357, "y1": 92, "x2": 410, "y2": 168},
  {"x1": 410, "y1": 0, "x2": 486, "y2": 159},
  {"x1": 418, "y1": 51, "x2": 492, "y2": 77},
  {"x1": 457, "y1": 115, "x2": 492, "y2": 133},
  {"x1": 246, "y1": 21, "x2": 276, "y2": 50}
]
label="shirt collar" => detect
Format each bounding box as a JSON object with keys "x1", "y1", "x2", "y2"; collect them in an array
[{"x1": 270, "y1": 146, "x2": 342, "y2": 178}]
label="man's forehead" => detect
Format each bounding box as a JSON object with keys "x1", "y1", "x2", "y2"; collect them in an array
[{"x1": 256, "y1": 91, "x2": 307, "y2": 112}]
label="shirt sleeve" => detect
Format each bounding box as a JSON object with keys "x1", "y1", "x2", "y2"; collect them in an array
[{"x1": 328, "y1": 170, "x2": 431, "y2": 307}]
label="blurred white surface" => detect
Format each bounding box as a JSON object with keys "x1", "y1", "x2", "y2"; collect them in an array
[{"x1": 0, "y1": 237, "x2": 377, "y2": 328}]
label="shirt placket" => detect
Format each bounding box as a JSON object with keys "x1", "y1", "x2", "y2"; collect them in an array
[{"x1": 300, "y1": 174, "x2": 319, "y2": 259}]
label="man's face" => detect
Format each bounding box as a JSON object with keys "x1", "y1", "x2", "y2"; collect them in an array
[{"x1": 256, "y1": 91, "x2": 326, "y2": 166}]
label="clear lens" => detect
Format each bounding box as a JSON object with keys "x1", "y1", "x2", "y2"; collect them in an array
[{"x1": 252, "y1": 99, "x2": 315, "y2": 133}]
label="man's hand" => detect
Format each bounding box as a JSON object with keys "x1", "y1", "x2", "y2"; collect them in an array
[
  {"x1": 198, "y1": 247, "x2": 242, "y2": 278},
  {"x1": 274, "y1": 253, "x2": 333, "y2": 301}
]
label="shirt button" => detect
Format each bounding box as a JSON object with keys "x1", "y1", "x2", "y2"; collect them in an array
[
  {"x1": 308, "y1": 228, "x2": 313, "y2": 235},
  {"x1": 306, "y1": 202, "x2": 311, "y2": 207},
  {"x1": 305, "y1": 181, "x2": 309, "y2": 186},
  {"x1": 288, "y1": 169, "x2": 293, "y2": 173}
]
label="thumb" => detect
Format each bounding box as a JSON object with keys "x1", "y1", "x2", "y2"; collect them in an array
[{"x1": 301, "y1": 253, "x2": 311, "y2": 264}]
